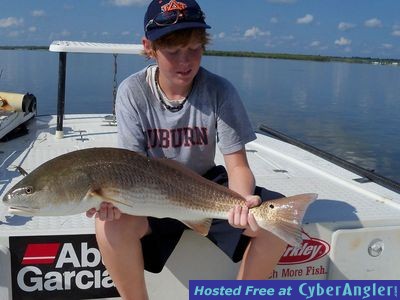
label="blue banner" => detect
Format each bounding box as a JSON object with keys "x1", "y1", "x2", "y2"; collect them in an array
[{"x1": 189, "y1": 280, "x2": 399, "y2": 300}]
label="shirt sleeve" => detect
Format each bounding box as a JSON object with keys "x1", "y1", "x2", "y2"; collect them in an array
[
  {"x1": 115, "y1": 80, "x2": 147, "y2": 155},
  {"x1": 216, "y1": 79, "x2": 256, "y2": 155}
]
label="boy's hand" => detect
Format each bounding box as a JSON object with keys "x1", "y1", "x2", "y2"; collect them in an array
[
  {"x1": 86, "y1": 202, "x2": 122, "y2": 221},
  {"x1": 228, "y1": 195, "x2": 261, "y2": 232}
]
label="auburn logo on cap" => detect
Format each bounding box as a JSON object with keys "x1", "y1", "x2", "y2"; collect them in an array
[{"x1": 161, "y1": 0, "x2": 187, "y2": 12}]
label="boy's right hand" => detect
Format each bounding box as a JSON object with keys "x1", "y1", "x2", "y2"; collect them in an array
[
  {"x1": 86, "y1": 202, "x2": 122, "y2": 221},
  {"x1": 227, "y1": 195, "x2": 261, "y2": 232}
]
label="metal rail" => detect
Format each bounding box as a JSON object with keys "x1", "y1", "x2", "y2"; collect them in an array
[
  {"x1": 259, "y1": 124, "x2": 400, "y2": 194},
  {"x1": 56, "y1": 52, "x2": 67, "y2": 138},
  {"x1": 49, "y1": 41, "x2": 143, "y2": 138}
]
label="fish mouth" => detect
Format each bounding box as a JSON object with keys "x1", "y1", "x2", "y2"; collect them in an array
[{"x1": 8, "y1": 206, "x2": 39, "y2": 216}]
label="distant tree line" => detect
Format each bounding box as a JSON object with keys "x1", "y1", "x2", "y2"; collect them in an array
[
  {"x1": 0, "y1": 46, "x2": 399, "y2": 65},
  {"x1": 204, "y1": 50, "x2": 400, "y2": 65},
  {"x1": 0, "y1": 45, "x2": 48, "y2": 50}
]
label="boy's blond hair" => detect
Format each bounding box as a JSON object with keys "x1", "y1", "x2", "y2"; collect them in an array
[{"x1": 144, "y1": 28, "x2": 210, "y2": 58}]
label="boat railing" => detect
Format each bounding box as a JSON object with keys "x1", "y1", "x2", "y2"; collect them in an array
[
  {"x1": 259, "y1": 124, "x2": 400, "y2": 194},
  {"x1": 49, "y1": 41, "x2": 144, "y2": 139}
]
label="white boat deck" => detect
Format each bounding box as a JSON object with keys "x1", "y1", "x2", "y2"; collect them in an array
[
  {"x1": 2, "y1": 40, "x2": 399, "y2": 300},
  {"x1": 1, "y1": 114, "x2": 400, "y2": 300},
  {"x1": 2, "y1": 115, "x2": 399, "y2": 231}
]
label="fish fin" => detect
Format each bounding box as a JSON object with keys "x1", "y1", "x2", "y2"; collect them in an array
[
  {"x1": 253, "y1": 193, "x2": 317, "y2": 247},
  {"x1": 86, "y1": 188, "x2": 133, "y2": 208},
  {"x1": 181, "y1": 218, "x2": 213, "y2": 236}
]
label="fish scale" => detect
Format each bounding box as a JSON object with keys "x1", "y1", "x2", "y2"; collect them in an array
[{"x1": 3, "y1": 147, "x2": 317, "y2": 246}]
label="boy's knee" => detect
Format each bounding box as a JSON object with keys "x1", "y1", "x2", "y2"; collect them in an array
[{"x1": 95, "y1": 215, "x2": 149, "y2": 246}]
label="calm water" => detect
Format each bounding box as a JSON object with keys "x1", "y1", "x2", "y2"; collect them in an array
[{"x1": 1, "y1": 50, "x2": 399, "y2": 183}]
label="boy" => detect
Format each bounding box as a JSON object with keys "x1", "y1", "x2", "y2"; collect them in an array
[{"x1": 87, "y1": 0, "x2": 287, "y2": 299}]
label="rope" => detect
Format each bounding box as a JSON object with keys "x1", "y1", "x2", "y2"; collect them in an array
[{"x1": 112, "y1": 54, "x2": 118, "y2": 117}]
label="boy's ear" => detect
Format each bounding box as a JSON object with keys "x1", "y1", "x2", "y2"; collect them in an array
[{"x1": 142, "y1": 37, "x2": 155, "y2": 58}]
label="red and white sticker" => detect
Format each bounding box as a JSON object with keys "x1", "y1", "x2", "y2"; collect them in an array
[
  {"x1": 278, "y1": 231, "x2": 330, "y2": 265},
  {"x1": 21, "y1": 243, "x2": 61, "y2": 265},
  {"x1": 10, "y1": 234, "x2": 118, "y2": 300}
]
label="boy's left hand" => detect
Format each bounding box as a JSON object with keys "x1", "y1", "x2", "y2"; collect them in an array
[{"x1": 228, "y1": 195, "x2": 261, "y2": 232}]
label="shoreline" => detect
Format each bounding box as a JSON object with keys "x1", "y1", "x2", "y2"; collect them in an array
[
  {"x1": 1, "y1": 45, "x2": 399, "y2": 65},
  {"x1": 204, "y1": 50, "x2": 400, "y2": 65}
]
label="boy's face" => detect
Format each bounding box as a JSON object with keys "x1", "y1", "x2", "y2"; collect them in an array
[{"x1": 153, "y1": 39, "x2": 203, "y2": 92}]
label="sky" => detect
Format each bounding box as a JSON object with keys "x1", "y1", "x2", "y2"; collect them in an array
[{"x1": 1, "y1": 0, "x2": 400, "y2": 58}]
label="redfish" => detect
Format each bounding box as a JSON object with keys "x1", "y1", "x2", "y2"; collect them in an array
[{"x1": 3, "y1": 148, "x2": 317, "y2": 246}]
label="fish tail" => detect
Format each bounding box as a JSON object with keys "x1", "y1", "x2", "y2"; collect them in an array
[{"x1": 252, "y1": 193, "x2": 317, "y2": 247}]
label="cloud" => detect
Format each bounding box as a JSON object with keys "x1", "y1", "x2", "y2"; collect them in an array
[
  {"x1": 382, "y1": 43, "x2": 393, "y2": 49},
  {"x1": 244, "y1": 27, "x2": 270, "y2": 38},
  {"x1": 8, "y1": 30, "x2": 22, "y2": 37},
  {"x1": 61, "y1": 30, "x2": 71, "y2": 37},
  {"x1": 270, "y1": 17, "x2": 278, "y2": 24},
  {"x1": 338, "y1": 22, "x2": 355, "y2": 31},
  {"x1": 218, "y1": 32, "x2": 226, "y2": 39},
  {"x1": 310, "y1": 41, "x2": 320, "y2": 47},
  {"x1": 281, "y1": 35, "x2": 294, "y2": 40},
  {"x1": 109, "y1": 0, "x2": 148, "y2": 6},
  {"x1": 0, "y1": 17, "x2": 23, "y2": 28},
  {"x1": 364, "y1": 18, "x2": 382, "y2": 28},
  {"x1": 49, "y1": 30, "x2": 71, "y2": 41},
  {"x1": 297, "y1": 14, "x2": 314, "y2": 24},
  {"x1": 309, "y1": 40, "x2": 328, "y2": 50},
  {"x1": 63, "y1": 4, "x2": 74, "y2": 10},
  {"x1": 335, "y1": 37, "x2": 351, "y2": 46},
  {"x1": 32, "y1": 10, "x2": 46, "y2": 17},
  {"x1": 392, "y1": 30, "x2": 400, "y2": 37},
  {"x1": 28, "y1": 26, "x2": 37, "y2": 32}
]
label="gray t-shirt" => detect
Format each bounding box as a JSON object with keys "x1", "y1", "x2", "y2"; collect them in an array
[{"x1": 116, "y1": 66, "x2": 256, "y2": 175}]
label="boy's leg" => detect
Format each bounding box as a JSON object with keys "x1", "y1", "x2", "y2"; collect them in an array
[
  {"x1": 238, "y1": 229, "x2": 287, "y2": 279},
  {"x1": 237, "y1": 187, "x2": 288, "y2": 279},
  {"x1": 95, "y1": 214, "x2": 150, "y2": 300},
  {"x1": 204, "y1": 165, "x2": 288, "y2": 279}
]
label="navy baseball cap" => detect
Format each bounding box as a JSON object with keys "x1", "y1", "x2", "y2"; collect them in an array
[{"x1": 144, "y1": 0, "x2": 211, "y2": 41}]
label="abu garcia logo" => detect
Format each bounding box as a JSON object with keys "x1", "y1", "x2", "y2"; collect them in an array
[{"x1": 17, "y1": 241, "x2": 114, "y2": 292}]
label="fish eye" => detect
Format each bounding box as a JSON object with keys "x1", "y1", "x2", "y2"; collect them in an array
[{"x1": 25, "y1": 186, "x2": 34, "y2": 194}]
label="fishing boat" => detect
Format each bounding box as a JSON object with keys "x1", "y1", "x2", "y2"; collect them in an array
[
  {"x1": 1, "y1": 41, "x2": 400, "y2": 300},
  {"x1": 0, "y1": 92, "x2": 37, "y2": 141}
]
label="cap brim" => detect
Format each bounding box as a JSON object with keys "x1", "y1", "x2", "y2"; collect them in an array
[{"x1": 146, "y1": 22, "x2": 211, "y2": 41}]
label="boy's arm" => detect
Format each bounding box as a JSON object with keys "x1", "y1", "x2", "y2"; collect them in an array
[
  {"x1": 223, "y1": 148, "x2": 260, "y2": 231},
  {"x1": 224, "y1": 148, "x2": 255, "y2": 197}
]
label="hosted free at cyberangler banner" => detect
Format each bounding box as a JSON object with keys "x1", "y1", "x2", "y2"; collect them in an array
[{"x1": 190, "y1": 280, "x2": 399, "y2": 300}]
